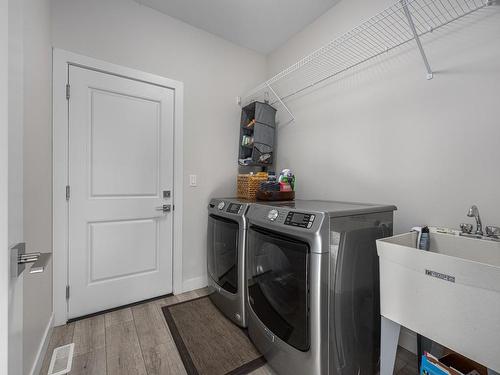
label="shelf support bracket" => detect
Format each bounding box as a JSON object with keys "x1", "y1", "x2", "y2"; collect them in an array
[
  {"x1": 401, "y1": 0, "x2": 433, "y2": 80},
  {"x1": 265, "y1": 82, "x2": 295, "y2": 124}
]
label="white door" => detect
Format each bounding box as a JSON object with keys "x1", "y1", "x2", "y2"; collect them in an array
[{"x1": 68, "y1": 65, "x2": 174, "y2": 319}]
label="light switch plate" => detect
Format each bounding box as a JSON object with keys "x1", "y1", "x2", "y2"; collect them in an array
[{"x1": 189, "y1": 175, "x2": 197, "y2": 187}]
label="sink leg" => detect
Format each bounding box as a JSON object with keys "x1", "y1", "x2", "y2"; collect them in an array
[{"x1": 381, "y1": 316, "x2": 401, "y2": 375}]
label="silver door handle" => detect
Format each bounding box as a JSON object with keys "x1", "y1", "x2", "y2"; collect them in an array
[
  {"x1": 11, "y1": 243, "x2": 52, "y2": 277},
  {"x1": 155, "y1": 204, "x2": 171, "y2": 213},
  {"x1": 19, "y1": 253, "x2": 51, "y2": 274}
]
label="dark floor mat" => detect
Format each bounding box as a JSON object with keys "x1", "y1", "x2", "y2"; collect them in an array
[{"x1": 162, "y1": 296, "x2": 265, "y2": 375}]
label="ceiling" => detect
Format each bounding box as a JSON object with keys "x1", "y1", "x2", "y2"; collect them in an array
[{"x1": 134, "y1": 0, "x2": 338, "y2": 54}]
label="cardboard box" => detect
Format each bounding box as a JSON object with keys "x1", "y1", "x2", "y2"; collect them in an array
[{"x1": 421, "y1": 352, "x2": 488, "y2": 375}]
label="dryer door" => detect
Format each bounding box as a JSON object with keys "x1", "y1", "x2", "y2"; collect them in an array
[
  {"x1": 247, "y1": 225, "x2": 310, "y2": 352},
  {"x1": 207, "y1": 214, "x2": 239, "y2": 293}
]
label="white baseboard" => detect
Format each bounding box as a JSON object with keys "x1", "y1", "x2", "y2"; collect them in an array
[
  {"x1": 399, "y1": 327, "x2": 417, "y2": 354},
  {"x1": 182, "y1": 275, "x2": 207, "y2": 293},
  {"x1": 29, "y1": 312, "x2": 54, "y2": 375}
]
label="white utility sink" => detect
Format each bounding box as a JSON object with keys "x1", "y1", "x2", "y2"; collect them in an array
[{"x1": 377, "y1": 228, "x2": 500, "y2": 373}]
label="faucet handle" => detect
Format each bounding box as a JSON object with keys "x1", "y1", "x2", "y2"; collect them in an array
[
  {"x1": 460, "y1": 223, "x2": 473, "y2": 234},
  {"x1": 485, "y1": 226, "x2": 500, "y2": 238}
]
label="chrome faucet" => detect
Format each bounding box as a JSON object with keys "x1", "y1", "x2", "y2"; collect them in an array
[
  {"x1": 467, "y1": 205, "x2": 483, "y2": 236},
  {"x1": 486, "y1": 226, "x2": 500, "y2": 239},
  {"x1": 459, "y1": 223, "x2": 473, "y2": 234}
]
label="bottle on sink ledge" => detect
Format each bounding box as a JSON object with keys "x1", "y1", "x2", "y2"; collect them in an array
[{"x1": 411, "y1": 226, "x2": 430, "y2": 250}]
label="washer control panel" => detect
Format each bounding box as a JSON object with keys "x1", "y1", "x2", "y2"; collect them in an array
[
  {"x1": 208, "y1": 199, "x2": 248, "y2": 216},
  {"x1": 284, "y1": 211, "x2": 315, "y2": 229}
]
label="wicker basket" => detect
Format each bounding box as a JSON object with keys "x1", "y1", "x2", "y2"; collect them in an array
[{"x1": 237, "y1": 172, "x2": 268, "y2": 200}]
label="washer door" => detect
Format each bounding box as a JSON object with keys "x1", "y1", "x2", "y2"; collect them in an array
[
  {"x1": 247, "y1": 225, "x2": 310, "y2": 352},
  {"x1": 207, "y1": 214, "x2": 239, "y2": 294}
]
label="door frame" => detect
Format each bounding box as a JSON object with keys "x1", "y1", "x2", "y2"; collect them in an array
[
  {"x1": 52, "y1": 48, "x2": 184, "y2": 326},
  {"x1": 0, "y1": 0, "x2": 9, "y2": 370}
]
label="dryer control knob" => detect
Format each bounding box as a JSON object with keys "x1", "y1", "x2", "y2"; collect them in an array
[
  {"x1": 218, "y1": 201, "x2": 225, "y2": 210},
  {"x1": 268, "y1": 209, "x2": 279, "y2": 221}
]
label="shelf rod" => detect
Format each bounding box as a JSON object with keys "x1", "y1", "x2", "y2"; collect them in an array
[
  {"x1": 241, "y1": 0, "x2": 490, "y2": 107},
  {"x1": 265, "y1": 83, "x2": 296, "y2": 124},
  {"x1": 401, "y1": 0, "x2": 434, "y2": 80}
]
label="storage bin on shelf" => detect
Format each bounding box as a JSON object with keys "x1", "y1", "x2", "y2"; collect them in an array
[
  {"x1": 238, "y1": 102, "x2": 276, "y2": 167},
  {"x1": 237, "y1": 172, "x2": 268, "y2": 200}
]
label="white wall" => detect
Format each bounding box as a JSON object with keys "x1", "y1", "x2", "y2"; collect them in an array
[
  {"x1": 269, "y1": 0, "x2": 500, "y2": 235},
  {"x1": 1, "y1": 0, "x2": 10, "y2": 372},
  {"x1": 8, "y1": 0, "x2": 25, "y2": 373},
  {"x1": 50, "y1": 0, "x2": 267, "y2": 290},
  {"x1": 22, "y1": 0, "x2": 53, "y2": 373},
  {"x1": 268, "y1": 0, "x2": 500, "y2": 352}
]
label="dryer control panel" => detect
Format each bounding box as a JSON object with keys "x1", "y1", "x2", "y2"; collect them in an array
[
  {"x1": 285, "y1": 211, "x2": 315, "y2": 229},
  {"x1": 226, "y1": 203, "x2": 242, "y2": 214}
]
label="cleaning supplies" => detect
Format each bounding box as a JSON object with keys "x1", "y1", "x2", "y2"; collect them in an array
[
  {"x1": 278, "y1": 169, "x2": 292, "y2": 183},
  {"x1": 279, "y1": 182, "x2": 292, "y2": 192},
  {"x1": 419, "y1": 226, "x2": 430, "y2": 251},
  {"x1": 278, "y1": 169, "x2": 295, "y2": 191},
  {"x1": 260, "y1": 181, "x2": 280, "y2": 191},
  {"x1": 412, "y1": 226, "x2": 430, "y2": 250},
  {"x1": 259, "y1": 169, "x2": 295, "y2": 193}
]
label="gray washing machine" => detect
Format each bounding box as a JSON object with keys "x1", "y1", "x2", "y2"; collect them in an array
[
  {"x1": 207, "y1": 198, "x2": 254, "y2": 327},
  {"x1": 246, "y1": 200, "x2": 396, "y2": 375}
]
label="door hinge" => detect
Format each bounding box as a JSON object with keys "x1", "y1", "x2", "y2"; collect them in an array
[
  {"x1": 66, "y1": 83, "x2": 70, "y2": 100},
  {"x1": 172, "y1": 205, "x2": 175, "y2": 211},
  {"x1": 65, "y1": 185, "x2": 70, "y2": 201},
  {"x1": 66, "y1": 285, "x2": 70, "y2": 300}
]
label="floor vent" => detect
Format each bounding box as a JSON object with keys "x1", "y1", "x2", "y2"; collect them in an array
[{"x1": 47, "y1": 343, "x2": 74, "y2": 375}]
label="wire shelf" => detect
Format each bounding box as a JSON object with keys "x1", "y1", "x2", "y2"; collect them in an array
[{"x1": 240, "y1": 0, "x2": 491, "y2": 118}]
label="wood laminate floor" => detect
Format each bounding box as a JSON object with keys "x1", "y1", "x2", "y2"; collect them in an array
[{"x1": 40, "y1": 288, "x2": 417, "y2": 375}]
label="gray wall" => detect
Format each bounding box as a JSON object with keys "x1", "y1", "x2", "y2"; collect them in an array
[
  {"x1": 269, "y1": 0, "x2": 500, "y2": 235},
  {"x1": 50, "y1": 0, "x2": 267, "y2": 290},
  {"x1": 22, "y1": 0, "x2": 53, "y2": 373},
  {"x1": 267, "y1": 0, "x2": 500, "y2": 352}
]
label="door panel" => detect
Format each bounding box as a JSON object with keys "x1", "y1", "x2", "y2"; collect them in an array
[
  {"x1": 69, "y1": 65, "x2": 174, "y2": 318},
  {"x1": 207, "y1": 215, "x2": 239, "y2": 294},
  {"x1": 89, "y1": 219, "x2": 158, "y2": 282},
  {"x1": 247, "y1": 226, "x2": 310, "y2": 352},
  {"x1": 90, "y1": 89, "x2": 160, "y2": 197}
]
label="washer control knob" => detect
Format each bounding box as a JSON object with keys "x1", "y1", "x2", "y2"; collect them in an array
[
  {"x1": 218, "y1": 201, "x2": 225, "y2": 210},
  {"x1": 268, "y1": 209, "x2": 279, "y2": 221}
]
